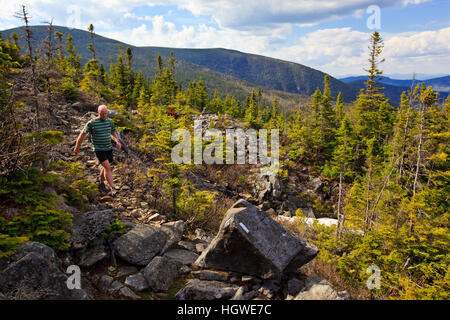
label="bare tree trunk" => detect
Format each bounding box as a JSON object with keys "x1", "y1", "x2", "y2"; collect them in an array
[
  {"x1": 15, "y1": 5, "x2": 40, "y2": 128},
  {"x1": 410, "y1": 99, "x2": 425, "y2": 234},
  {"x1": 336, "y1": 168, "x2": 344, "y2": 238}
]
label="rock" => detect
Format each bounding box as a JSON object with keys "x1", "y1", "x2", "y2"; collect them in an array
[
  {"x1": 253, "y1": 173, "x2": 283, "y2": 202},
  {"x1": 294, "y1": 278, "x2": 349, "y2": 300},
  {"x1": 143, "y1": 256, "x2": 180, "y2": 292},
  {"x1": 125, "y1": 273, "x2": 149, "y2": 292},
  {"x1": 160, "y1": 220, "x2": 185, "y2": 254},
  {"x1": 266, "y1": 208, "x2": 276, "y2": 216},
  {"x1": 116, "y1": 266, "x2": 139, "y2": 278},
  {"x1": 70, "y1": 210, "x2": 117, "y2": 249},
  {"x1": 108, "y1": 280, "x2": 124, "y2": 294},
  {"x1": 194, "y1": 199, "x2": 318, "y2": 279},
  {"x1": 230, "y1": 286, "x2": 246, "y2": 300},
  {"x1": 178, "y1": 240, "x2": 196, "y2": 252},
  {"x1": 97, "y1": 275, "x2": 114, "y2": 293},
  {"x1": 163, "y1": 249, "x2": 199, "y2": 266},
  {"x1": 78, "y1": 245, "x2": 108, "y2": 268},
  {"x1": 195, "y1": 243, "x2": 207, "y2": 254},
  {"x1": 287, "y1": 278, "x2": 305, "y2": 296},
  {"x1": 192, "y1": 270, "x2": 230, "y2": 282},
  {"x1": 70, "y1": 102, "x2": 95, "y2": 113},
  {"x1": 113, "y1": 225, "x2": 168, "y2": 266},
  {"x1": 0, "y1": 243, "x2": 89, "y2": 300},
  {"x1": 119, "y1": 286, "x2": 141, "y2": 299},
  {"x1": 310, "y1": 178, "x2": 323, "y2": 192},
  {"x1": 175, "y1": 279, "x2": 239, "y2": 300}
]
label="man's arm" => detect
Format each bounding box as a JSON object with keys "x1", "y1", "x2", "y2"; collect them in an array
[
  {"x1": 111, "y1": 132, "x2": 122, "y2": 150},
  {"x1": 73, "y1": 131, "x2": 87, "y2": 154}
]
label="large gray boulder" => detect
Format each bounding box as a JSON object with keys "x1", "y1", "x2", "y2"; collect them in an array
[
  {"x1": 194, "y1": 199, "x2": 318, "y2": 279},
  {"x1": 113, "y1": 225, "x2": 168, "y2": 266},
  {"x1": 0, "y1": 242, "x2": 89, "y2": 300},
  {"x1": 175, "y1": 279, "x2": 239, "y2": 300},
  {"x1": 70, "y1": 209, "x2": 117, "y2": 249},
  {"x1": 143, "y1": 256, "x2": 180, "y2": 292}
]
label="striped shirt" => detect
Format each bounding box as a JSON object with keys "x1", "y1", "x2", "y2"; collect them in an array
[{"x1": 83, "y1": 117, "x2": 116, "y2": 151}]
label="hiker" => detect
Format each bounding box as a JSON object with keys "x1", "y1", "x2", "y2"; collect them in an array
[{"x1": 73, "y1": 105, "x2": 122, "y2": 195}]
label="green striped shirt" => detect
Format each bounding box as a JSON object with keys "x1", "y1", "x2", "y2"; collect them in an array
[{"x1": 83, "y1": 118, "x2": 116, "y2": 151}]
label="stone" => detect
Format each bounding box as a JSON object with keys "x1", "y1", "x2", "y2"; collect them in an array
[
  {"x1": 160, "y1": 220, "x2": 185, "y2": 254},
  {"x1": 194, "y1": 199, "x2": 318, "y2": 279},
  {"x1": 116, "y1": 266, "x2": 139, "y2": 278},
  {"x1": 192, "y1": 270, "x2": 230, "y2": 282},
  {"x1": 98, "y1": 275, "x2": 114, "y2": 293},
  {"x1": 109, "y1": 280, "x2": 124, "y2": 294},
  {"x1": 70, "y1": 210, "x2": 117, "y2": 249},
  {"x1": 119, "y1": 286, "x2": 141, "y2": 299},
  {"x1": 230, "y1": 286, "x2": 246, "y2": 300},
  {"x1": 310, "y1": 178, "x2": 323, "y2": 192},
  {"x1": 78, "y1": 245, "x2": 108, "y2": 268},
  {"x1": 195, "y1": 243, "x2": 207, "y2": 254},
  {"x1": 175, "y1": 279, "x2": 239, "y2": 300},
  {"x1": 0, "y1": 243, "x2": 89, "y2": 300},
  {"x1": 287, "y1": 278, "x2": 305, "y2": 296},
  {"x1": 143, "y1": 256, "x2": 180, "y2": 292},
  {"x1": 163, "y1": 249, "x2": 199, "y2": 266},
  {"x1": 294, "y1": 277, "x2": 350, "y2": 300},
  {"x1": 178, "y1": 240, "x2": 196, "y2": 252},
  {"x1": 113, "y1": 225, "x2": 168, "y2": 266},
  {"x1": 125, "y1": 273, "x2": 149, "y2": 292}
]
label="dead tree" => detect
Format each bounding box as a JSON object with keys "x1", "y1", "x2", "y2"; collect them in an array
[{"x1": 14, "y1": 5, "x2": 40, "y2": 128}]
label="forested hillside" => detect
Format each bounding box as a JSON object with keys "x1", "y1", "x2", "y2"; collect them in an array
[{"x1": 0, "y1": 15, "x2": 448, "y2": 301}]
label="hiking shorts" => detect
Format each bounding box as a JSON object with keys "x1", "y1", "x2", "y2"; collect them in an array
[{"x1": 95, "y1": 150, "x2": 114, "y2": 164}]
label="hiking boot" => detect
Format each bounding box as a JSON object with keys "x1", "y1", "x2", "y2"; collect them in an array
[
  {"x1": 99, "y1": 181, "x2": 109, "y2": 192},
  {"x1": 110, "y1": 186, "x2": 119, "y2": 196}
]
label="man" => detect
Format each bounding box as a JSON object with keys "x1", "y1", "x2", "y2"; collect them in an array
[{"x1": 74, "y1": 105, "x2": 122, "y2": 195}]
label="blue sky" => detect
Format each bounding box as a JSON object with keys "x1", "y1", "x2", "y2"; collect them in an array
[{"x1": 0, "y1": 0, "x2": 449, "y2": 78}]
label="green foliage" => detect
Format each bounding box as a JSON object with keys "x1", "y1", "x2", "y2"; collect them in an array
[
  {"x1": 0, "y1": 167, "x2": 72, "y2": 254},
  {"x1": 99, "y1": 219, "x2": 128, "y2": 239},
  {"x1": 53, "y1": 160, "x2": 98, "y2": 210}
]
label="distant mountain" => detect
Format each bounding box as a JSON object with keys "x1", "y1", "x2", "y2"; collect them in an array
[
  {"x1": 340, "y1": 75, "x2": 450, "y2": 93},
  {"x1": 1, "y1": 25, "x2": 359, "y2": 107}
]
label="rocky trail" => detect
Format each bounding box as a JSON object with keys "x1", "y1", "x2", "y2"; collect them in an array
[{"x1": 0, "y1": 97, "x2": 350, "y2": 301}]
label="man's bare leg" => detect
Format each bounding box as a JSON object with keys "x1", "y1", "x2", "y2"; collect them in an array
[
  {"x1": 100, "y1": 167, "x2": 106, "y2": 183},
  {"x1": 100, "y1": 160, "x2": 115, "y2": 190}
]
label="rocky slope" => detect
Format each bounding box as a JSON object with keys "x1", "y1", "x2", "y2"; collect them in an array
[{"x1": 0, "y1": 94, "x2": 349, "y2": 300}]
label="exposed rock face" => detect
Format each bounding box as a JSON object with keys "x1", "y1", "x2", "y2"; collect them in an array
[
  {"x1": 113, "y1": 225, "x2": 168, "y2": 266},
  {"x1": 163, "y1": 249, "x2": 199, "y2": 266},
  {"x1": 194, "y1": 199, "x2": 318, "y2": 279},
  {"x1": 0, "y1": 242, "x2": 89, "y2": 300},
  {"x1": 175, "y1": 279, "x2": 239, "y2": 300}
]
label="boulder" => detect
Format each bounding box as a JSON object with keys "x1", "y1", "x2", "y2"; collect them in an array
[
  {"x1": 159, "y1": 220, "x2": 185, "y2": 254},
  {"x1": 125, "y1": 273, "x2": 149, "y2": 292},
  {"x1": 194, "y1": 199, "x2": 318, "y2": 279},
  {"x1": 0, "y1": 242, "x2": 89, "y2": 300},
  {"x1": 163, "y1": 249, "x2": 199, "y2": 266},
  {"x1": 294, "y1": 277, "x2": 350, "y2": 300},
  {"x1": 143, "y1": 256, "x2": 180, "y2": 292},
  {"x1": 70, "y1": 210, "x2": 117, "y2": 249},
  {"x1": 175, "y1": 279, "x2": 239, "y2": 300},
  {"x1": 113, "y1": 225, "x2": 168, "y2": 266}
]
